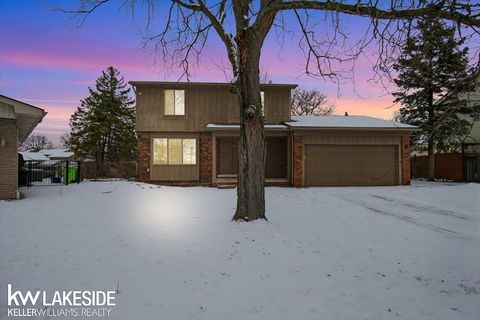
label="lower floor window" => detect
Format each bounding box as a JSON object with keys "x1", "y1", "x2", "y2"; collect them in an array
[{"x1": 153, "y1": 138, "x2": 196, "y2": 165}]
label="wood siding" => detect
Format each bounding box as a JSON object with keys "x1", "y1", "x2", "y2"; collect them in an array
[
  {"x1": 136, "y1": 85, "x2": 292, "y2": 132},
  {"x1": 303, "y1": 133, "x2": 402, "y2": 145}
]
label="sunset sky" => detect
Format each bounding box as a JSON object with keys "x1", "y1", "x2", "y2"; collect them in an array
[{"x1": 0, "y1": 0, "x2": 403, "y2": 144}]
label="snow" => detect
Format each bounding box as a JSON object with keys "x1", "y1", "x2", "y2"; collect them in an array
[
  {"x1": 207, "y1": 123, "x2": 288, "y2": 129},
  {"x1": 1, "y1": 181, "x2": 479, "y2": 319},
  {"x1": 19, "y1": 151, "x2": 49, "y2": 161},
  {"x1": 39, "y1": 148, "x2": 74, "y2": 159},
  {"x1": 286, "y1": 115, "x2": 417, "y2": 129},
  {"x1": 20, "y1": 149, "x2": 74, "y2": 161},
  {"x1": 207, "y1": 116, "x2": 416, "y2": 130}
]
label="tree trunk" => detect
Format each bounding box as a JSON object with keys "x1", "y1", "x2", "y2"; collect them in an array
[
  {"x1": 427, "y1": 87, "x2": 435, "y2": 181},
  {"x1": 232, "y1": 30, "x2": 266, "y2": 221},
  {"x1": 427, "y1": 137, "x2": 435, "y2": 181}
]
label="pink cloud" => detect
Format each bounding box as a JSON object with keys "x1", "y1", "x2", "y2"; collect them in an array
[
  {"x1": 1, "y1": 50, "x2": 149, "y2": 73},
  {"x1": 332, "y1": 97, "x2": 399, "y2": 119}
]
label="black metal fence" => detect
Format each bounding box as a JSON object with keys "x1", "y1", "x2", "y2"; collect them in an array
[{"x1": 19, "y1": 160, "x2": 81, "y2": 187}]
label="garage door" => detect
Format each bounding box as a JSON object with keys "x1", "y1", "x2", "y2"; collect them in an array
[{"x1": 305, "y1": 145, "x2": 399, "y2": 186}]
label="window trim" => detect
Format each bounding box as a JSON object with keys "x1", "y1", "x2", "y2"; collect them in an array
[
  {"x1": 152, "y1": 137, "x2": 197, "y2": 166},
  {"x1": 260, "y1": 90, "x2": 266, "y2": 118},
  {"x1": 163, "y1": 89, "x2": 186, "y2": 117}
]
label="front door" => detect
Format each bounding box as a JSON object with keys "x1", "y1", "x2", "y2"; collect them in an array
[{"x1": 216, "y1": 137, "x2": 238, "y2": 176}]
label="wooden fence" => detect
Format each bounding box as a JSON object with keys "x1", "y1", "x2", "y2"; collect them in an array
[
  {"x1": 411, "y1": 153, "x2": 463, "y2": 182},
  {"x1": 80, "y1": 161, "x2": 137, "y2": 180}
]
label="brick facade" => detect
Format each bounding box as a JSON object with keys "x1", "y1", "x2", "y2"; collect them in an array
[
  {"x1": 401, "y1": 135, "x2": 411, "y2": 185},
  {"x1": 137, "y1": 132, "x2": 151, "y2": 182},
  {"x1": 292, "y1": 135, "x2": 304, "y2": 187},
  {"x1": 0, "y1": 118, "x2": 18, "y2": 199},
  {"x1": 199, "y1": 137, "x2": 213, "y2": 185},
  {"x1": 136, "y1": 132, "x2": 413, "y2": 187}
]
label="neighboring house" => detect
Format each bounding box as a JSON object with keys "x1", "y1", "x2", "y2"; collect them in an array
[
  {"x1": 130, "y1": 81, "x2": 416, "y2": 187},
  {"x1": 19, "y1": 149, "x2": 75, "y2": 161},
  {"x1": 0, "y1": 95, "x2": 46, "y2": 199},
  {"x1": 412, "y1": 75, "x2": 480, "y2": 182},
  {"x1": 39, "y1": 148, "x2": 75, "y2": 161},
  {"x1": 458, "y1": 88, "x2": 480, "y2": 182},
  {"x1": 19, "y1": 151, "x2": 50, "y2": 161}
]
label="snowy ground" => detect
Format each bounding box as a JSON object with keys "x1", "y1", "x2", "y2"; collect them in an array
[{"x1": 1, "y1": 181, "x2": 479, "y2": 319}]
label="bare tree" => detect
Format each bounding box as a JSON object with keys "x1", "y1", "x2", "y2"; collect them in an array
[
  {"x1": 291, "y1": 88, "x2": 335, "y2": 116},
  {"x1": 60, "y1": 133, "x2": 71, "y2": 148},
  {"x1": 60, "y1": 0, "x2": 480, "y2": 221},
  {"x1": 21, "y1": 135, "x2": 53, "y2": 152}
]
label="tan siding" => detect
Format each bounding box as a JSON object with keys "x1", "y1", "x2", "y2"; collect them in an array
[
  {"x1": 136, "y1": 84, "x2": 292, "y2": 132},
  {"x1": 0, "y1": 118, "x2": 18, "y2": 199},
  {"x1": 303, "y1": 133, "x2": 402, "y2": 145}
]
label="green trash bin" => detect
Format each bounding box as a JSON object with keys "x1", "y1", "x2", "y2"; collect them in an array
[{"x1": 63, "y1": 166, "x2": 78, "y2": 184}]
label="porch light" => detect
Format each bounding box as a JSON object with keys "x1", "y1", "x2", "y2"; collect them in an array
[{"x1": 0, "y1": 136, "x2": 6, "y2": 148}]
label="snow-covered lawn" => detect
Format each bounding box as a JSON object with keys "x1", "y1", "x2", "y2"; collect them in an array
[{"x1": 1, "y1": 181, "x2": 479, "y2": 319}]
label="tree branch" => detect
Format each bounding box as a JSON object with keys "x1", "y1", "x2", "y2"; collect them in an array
[{"x1": 271, "y1": 1, "x2": 480, "y2": 28}]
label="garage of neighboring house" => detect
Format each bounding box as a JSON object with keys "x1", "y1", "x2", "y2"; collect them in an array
[
  {"x1": 0, "y1": 95, "x2": 46, "y2": 199},
  {"x1": 287, "y1": 115, "x2": 417, "y2": 187}
]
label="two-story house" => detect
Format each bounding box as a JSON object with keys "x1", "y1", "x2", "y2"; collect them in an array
[
  {"x1": 130, "y1": 81, "x2": 416, "y2": 187},
  {"x1": 437, "y1": 74, "x2": 480, "y2": 182}
]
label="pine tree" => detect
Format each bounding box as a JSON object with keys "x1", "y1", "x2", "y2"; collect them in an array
[
  {"x1": 69, "y1": 67, "x2": 136, "y2": 172},
  {"x1": 393, "y1": 17, "x2": 473, "y2": 181}
]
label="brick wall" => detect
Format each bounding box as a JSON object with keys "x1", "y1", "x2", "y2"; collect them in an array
[
  {"x1": 401, "y1": 135, "x2": 411, "y2": 185},
  {"x1": 0, "y1": 118, "x2": 18, "y2": 199},
  {"x1": 292, "y1": 135, "x2": 304, "y2": 187},
  {"x1": 137, "y1": 132, "x2": 151, "y2": 182},
  {"x1": 199, "y1": 137, "x2": 212, "y2": 185}
]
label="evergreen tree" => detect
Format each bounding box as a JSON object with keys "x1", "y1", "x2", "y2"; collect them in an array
[
  {"x1": 393, "y1": 17, "x2": 473, "y2": 181},
  {"x1": 69, "y1": 67, "x2": 136, "y2": 171}
]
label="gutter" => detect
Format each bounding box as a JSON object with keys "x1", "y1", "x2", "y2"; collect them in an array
[{"x1": 19, "y1": 111, "x2": 48, "y2": 145}]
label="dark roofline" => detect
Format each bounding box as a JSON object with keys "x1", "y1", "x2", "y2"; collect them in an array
[
  {"x1": 0, "y1": 94, "x2": 46, "y2": 113},
  {"x1": 129, "y1": 81, "x2": 297, "y2": 89}
]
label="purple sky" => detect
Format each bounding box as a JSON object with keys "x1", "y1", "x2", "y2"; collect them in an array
[{"x1": 1, "y1": 0, "x2": 403, "y2": 144}]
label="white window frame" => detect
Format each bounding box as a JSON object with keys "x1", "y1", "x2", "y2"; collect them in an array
[
  {"x1": 260, "y1": 91, "x2": 265, "y2": 117},
  {"x1": 153, "y1": 138, "x2": 197, "y2": 165},
  {"x1": 164, "y1": 89, "x2": 185, "y2": 116}
]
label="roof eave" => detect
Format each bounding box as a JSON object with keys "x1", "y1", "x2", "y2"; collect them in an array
[
  {"x1": 129, "y1": 81, "x2": 298, "y2": 89},
  {"x1": 287, "y1": 126, "x2": 418, "y2": 131}
]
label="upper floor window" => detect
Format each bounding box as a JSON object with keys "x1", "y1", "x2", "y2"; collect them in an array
[
  {"x1": 153, "y1": 138, "x2": 196, "y2": 165},
  {"x1": 164, "y1": 90, "x2": 185, "y2": 116},
  {"x1": 260, "y1": 91, "x2": 265, "y2": 116}
]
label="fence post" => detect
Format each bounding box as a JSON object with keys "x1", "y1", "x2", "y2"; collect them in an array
[
  {"x1": 65, "y1": 161, "x2": 69, "y2": 186},
  {"x1": 28, "y1": 161, "x2": 32, "y2": 188},
  {"x1": 77, "y1": 161, "x2": 81, "y2": 183}
]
